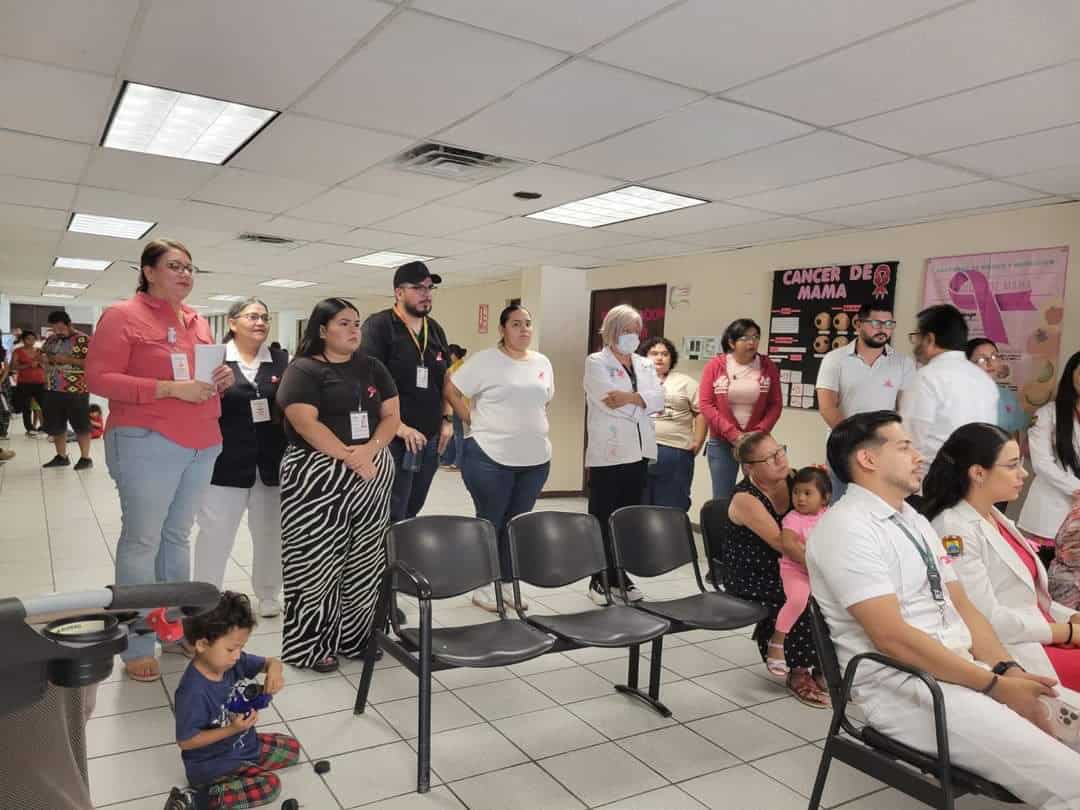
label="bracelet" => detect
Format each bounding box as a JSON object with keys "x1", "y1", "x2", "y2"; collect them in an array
[{"x1": 980, "y1": 674, "x2": 999, "y2": 695}]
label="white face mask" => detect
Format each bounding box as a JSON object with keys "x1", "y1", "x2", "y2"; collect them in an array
[{"x1": 616, "y1": 333, "x2": 640, "y2": 354}]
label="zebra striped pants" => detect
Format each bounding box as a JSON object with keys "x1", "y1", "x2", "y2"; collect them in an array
[{"x1": 279, "y1": 444, "x2": 395, "y2": 668}]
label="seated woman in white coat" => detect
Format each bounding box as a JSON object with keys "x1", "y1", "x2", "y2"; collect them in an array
[{"x1": 923, "y1": 422, "x2": 1080, "y2": 692}]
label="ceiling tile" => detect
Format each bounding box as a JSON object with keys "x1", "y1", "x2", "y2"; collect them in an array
[
  {"x1": 0, "y1": 131, "x2": 91, "y2": 184},
  {"x1": 933, "y1": 124, "x2": 1080, "y2": 177},
  {"x1": 230, "y1": 114, "x2": 414, "y2": 186},
  {"x1": 74, "y1": 187, "x2": 184, "y2": 222},
  {"x1": 367, "y1": 234, "x2": 498, "y2": 256},
  {"x1": 731, "y1": 159, "x2": 980, "y2": 215},
  {"x1": 128, "y1": 0, "x2": 392, "y2": 109},
  {"x1": 455, "y1": 245, "x2": 554, "y2": 266},
  {"x1": 440, "y1": 164, "x2": 622, "y2": 214},
  {"x1": 409, "y1": 0, "x2": 674, "y2": 52},
  {"x1": 137, "y1": 226, "x2": 235, "y2": 249},
  {"x1": 287, "y1": 188, "x2": 419, "y2": 227},
  {"x1": 839, "y1": 61, "x2": 1080, "y2": 154},
  {"x1": 556, "y1": 98, "x2": 811, "y2": 180},
  {"x1": 678, "y1": 217, "x2": 845, "y2": 248},
  {"x1": 0, "y1": 0, "x2": 140, "y2": 74},
  {"x1": 0, "y1": 203, "x2": 68, "y2": 230},
  {"x1": 543, "y1": 252, "x2": 608, "y2": 268},
  {"x1": 194, "y1": 169, "x2": 326, "y2": 214},
  {"x1": 169, "y1": 201, "x2": 271, "y2": 233},
  {"x1": 342, "y1": 165, "x2": 474, "y2": 202},
  {"x1": 440, "y1": 60, "x2": 704, "y2": 161},
  {"x1": 330, "y1": 227, "x2": 404, "y2": 249},
  {"x1": 0, "y1": 177, "x2": 76, "y2": 210},
  {"x1": 82, "y1": 148, "x2": 220, "y2": 198},
  {"x1": 455, "y1": 216, "x2": 584, "y2": 245},
  {"x1": 586, "y1": 239, "x2": 701, "y2": 262},
  {"x1": 259, "y1": 217, "x2": 352, "y2": 243},
  {"x1": 1007, "y1": 165, "x2": 1080, "y2": 196},
  {"x1": 809, "y1": 181, "x2": 1045, "y2": 227},
  {"x1": 370, "y1": 203, "x2": 506, "y2": 236},
  {"x1": 0, "y1": 56, "x2": 115, "y2": 143},
  {"x1": 653, "y1": 132, "x2": 904, "y2": 200},
  {"x1": 518, "y1": 228, "x2": 644, "y2": 253},
  {"x1": 726, "y1": 0, "x2": 1080, "y2": 126},
  {"x1": 296, "y1": 11, "x2": 565, "y2": 136},
  {"x1": 592, "y1": 0, "x2": 954, "y2": 92},
  {"x1": 605, "y1": 202, "x2": 775, "y2": 238},
  {"x1": 54, "y1": 231, "x2": 145, "y2": 261}
]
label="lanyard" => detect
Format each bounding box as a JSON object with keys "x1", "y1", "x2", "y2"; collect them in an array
[
  {"x1": 393, "y1": 308, "x2": 428, "y2": 365},
  {"x1": 889, "y1": 514, "x2": 946, "y2": 613}
]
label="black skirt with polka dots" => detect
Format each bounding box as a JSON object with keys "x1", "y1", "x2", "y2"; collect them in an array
[{"x1": 721, "y1": 478, "x2": 819, "y2": 671}]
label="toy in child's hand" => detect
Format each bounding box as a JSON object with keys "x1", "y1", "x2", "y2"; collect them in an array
[
  {"x1": 145, "y1": 607, "x2": 185, "y2": 642},
  {"x1": 226, "y1": 681, "x2": 272, "y2": 715}
]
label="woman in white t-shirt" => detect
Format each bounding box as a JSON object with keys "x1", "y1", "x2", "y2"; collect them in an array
[{"x1": 445, "y1": 302, "x2": 554, "y2": 611}]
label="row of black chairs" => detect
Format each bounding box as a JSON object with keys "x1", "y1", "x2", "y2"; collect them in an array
[{"x1": 352, "y1": 504, "x2": 768, "y2": 793}]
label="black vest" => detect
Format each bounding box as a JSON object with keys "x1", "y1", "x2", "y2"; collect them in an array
[{"x1": 210, "y1": 347, "x2": 288, "y2": 488}]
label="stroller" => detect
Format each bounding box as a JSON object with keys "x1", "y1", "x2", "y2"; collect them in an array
[{"x1": 1048, "y1": 503, "x2": 1080, "y2": 609}]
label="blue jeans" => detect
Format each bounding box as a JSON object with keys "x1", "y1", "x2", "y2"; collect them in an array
[
  {"x1": 706, "y1": 438, "x2": 740, "y2": 502},
  {"x1": 643, "y1": 444, "x2": 695, "y2": 512},
  {"x1": 388, "y1": 435, "x2": 440, "y2": 523},
  {"x1": 460, "y1": 438, "x2": 550, "y2": 578},
  {"x1": 105, "y1": 427, "x2": 221, "y2": 661}
]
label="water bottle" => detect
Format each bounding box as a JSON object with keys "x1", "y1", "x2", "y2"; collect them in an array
[{"x1": 402, "y1": 448, "x2": 422, "y2": 472}]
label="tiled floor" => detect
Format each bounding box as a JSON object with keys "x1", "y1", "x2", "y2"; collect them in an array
[{"x1": 1, "y1": 433, "x2": 1020, "y2": 809}]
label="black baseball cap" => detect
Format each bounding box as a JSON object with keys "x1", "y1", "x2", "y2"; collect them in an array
[{"x1": 393, "y1": 261, "x2": 442, "y2": 288}]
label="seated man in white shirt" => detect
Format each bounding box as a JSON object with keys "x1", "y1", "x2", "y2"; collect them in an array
[
  {"x1": 807, "y1": 410, "x2": 1080, "y2": 809},
  {"x1": 899, "y1": 304, "x2": 998, "y2": 484}
]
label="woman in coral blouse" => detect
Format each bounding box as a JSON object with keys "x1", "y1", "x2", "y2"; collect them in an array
[
  {"x1": 699, "y1": 318, "x2": 782, "y2": 503},
  {"x1": 86, "y1": 238, "x2": 233, "y2": 682}
]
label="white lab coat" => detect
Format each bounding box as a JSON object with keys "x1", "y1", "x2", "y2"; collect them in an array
[
  {"x1": 1019, "y1": 403, "x2": 1080, "y2": 539},
  {"x1": 583, "y1": 347, "x2": 663, "y2": 468},
  {"x1": 933, "y1": 501, "x2": 1076, "y2": 682}
]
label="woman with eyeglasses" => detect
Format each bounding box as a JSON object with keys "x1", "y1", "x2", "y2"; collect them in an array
[
  {"x1": 86, "y1": 238, "x2": 234, "y2": 682},
  {"x1": 724, "y1": 431, "x2": 827, "y2": 706},
  {"x1": 966, "y1": 339, "x2": 1031, "y2": 437},
  {"x1": 193, "y1": 298, "x2": 288, "y2": 620},
  {"x1": 699, "y1": 318, "x2": 782, "y2": 503},
  {"x1": 924, "y1": 423, "x2": 1080, "y2": 691}
]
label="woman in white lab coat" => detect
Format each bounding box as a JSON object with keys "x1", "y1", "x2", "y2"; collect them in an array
[
  {"x1": 583, "y1": 304, "x2": 664, "y2": 605},
  {"x1": 924, "y1": 422, "x2": 1080, "y2": 691}
]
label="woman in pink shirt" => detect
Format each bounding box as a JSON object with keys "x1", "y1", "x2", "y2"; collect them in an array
[
  {"x1": 699, "y1": 318, "x2": 782, "y2": 503},
  {"x1": 86, "y1": 238, "x2": 233, "y2": 682}
]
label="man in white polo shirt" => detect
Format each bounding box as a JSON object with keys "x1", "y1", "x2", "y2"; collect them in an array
[
  {"x1": 807, "y1": 411, "x2": 1080, "y2": 809},
  {"x1": 816, "y1": 303, "x2": 915, "y2": 498}
]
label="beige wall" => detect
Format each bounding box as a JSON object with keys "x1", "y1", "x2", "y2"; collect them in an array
[{"x1": 432, "y1": 279, "x2": 522, "y2": 353}]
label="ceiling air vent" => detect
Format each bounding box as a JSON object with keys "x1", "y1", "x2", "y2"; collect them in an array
[
  {"x1": 237, "y1": 232, "x2": 300, "y2": 247},
  {"x1": 392, "y1": 143, "x2": 522, "y2": 182}
]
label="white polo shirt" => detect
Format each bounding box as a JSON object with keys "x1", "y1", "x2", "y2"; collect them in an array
[
  {"x1": 898, "y1": 350, "x2": 999, "y2": 473},
  {"x1": 806, "y1": 483, "x2": 972, "y2": 696},
  {"x1": 815, "y1": 341, "x2": 915, "y2": 419}
]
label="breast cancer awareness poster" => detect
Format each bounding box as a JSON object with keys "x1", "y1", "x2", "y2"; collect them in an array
[{"x1": 923, "y1": 247, "x2": 1069, "y2": 412}]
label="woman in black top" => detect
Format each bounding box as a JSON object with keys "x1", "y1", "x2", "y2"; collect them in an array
[
  {"x1": 725, "y1": 431, "x2": 827, "y2": 707},
  {"x1": 193, "y1": 298, "x2": 288, "y2": 619},
  {"x1": 276, "y1": 298, "x2": 400, "y2": 672}
]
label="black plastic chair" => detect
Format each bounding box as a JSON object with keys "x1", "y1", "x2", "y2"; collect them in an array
[
  {"x1": 608, "y1": 505, "x2": 770, "y2": 635},
  {"x1": 807, "y1": 599, "x2": 1021, "y2": 810},
  {"x1": 698, "y1": 497, "x2": 731, "y2": 591},
  {"x1": 353, "y1": 516, "x2": 555, "y2": 793},
  {"x1": 506, "y1": 511, "x2": 672, "y2": 714}
]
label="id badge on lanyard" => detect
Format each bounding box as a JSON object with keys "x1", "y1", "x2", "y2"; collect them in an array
[
  {"x1": 395, "y1": 310, "x2": 430, "y2": 390},
  {"x1": 890, "y1": 515, "x2": 946, "y2": 620},
  {"x1": 351, "y1": 411, "x2": 370, "y2": 440}
]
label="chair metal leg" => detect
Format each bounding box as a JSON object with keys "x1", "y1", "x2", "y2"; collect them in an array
[
  {"x1": 355, "y1": 574, "x2": 392, "y2": 715},
  {"x1": 647, "y1": 636, "x2": 663, "y2": 702},
  {"x1": 807, "y1": 740, "x2": 833, "y2": 810},
  {"x1": 614, "y1": 638, "x2": 671, "y2": 717},
  {"x1": 416, "y1": 600, "x2": 433, "y2": 794},
  {"x1": 625, "y1": 644, "x2": 640, "y2": 688}
]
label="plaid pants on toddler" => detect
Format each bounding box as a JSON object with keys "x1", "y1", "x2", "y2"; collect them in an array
[{"x1": 206, "y1": 732, "x2": 299, "y2": 809}]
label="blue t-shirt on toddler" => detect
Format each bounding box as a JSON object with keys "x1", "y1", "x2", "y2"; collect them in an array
[{"x1": 174, "y1": 651, "x2": 267, "y2": 786}]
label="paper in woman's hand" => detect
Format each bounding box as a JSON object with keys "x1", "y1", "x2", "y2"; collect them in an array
[{"x1": 194, "y1": 344, "x2": 226, "y2": 383}]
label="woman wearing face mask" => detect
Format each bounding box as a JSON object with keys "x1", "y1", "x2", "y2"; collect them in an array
[
  {"x1": 193, "y1": 298, "x2": 288, "y2": 619},
  {"x1": 583, "y1": 305, "x2": 664, "y2": 604},
  {"x1": 699, "y1": 318, "x2": 782, "y2": 503},
  {"x1": 966, "y1": 339, "x2": 1031, "y2": 438},
  {"x1": 445, "y1": 302, "x2": 553, "y2": 612},
  {"x1": 925, "y1": 423, "x2": 1080, "y2": 691}
]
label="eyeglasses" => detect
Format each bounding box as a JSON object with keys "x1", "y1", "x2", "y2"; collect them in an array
[
  {"x1": 863, "y1": 319, "x2": 896, "y2": 329},
  {"x1": 907, "y1": 331, "x2": 922, "y2": 345},
  {"x1": 995, "y1": 460, "x2": 1023, "y2": 471},
  {"x1": 164, "y1": 260, "x2": 198, "y2": 275},
  {"x1": 400, "y1": 283, "x2": 437, "y2": 294},
  {"x1": 746, "y1": 445, "x2": 787, "y2": 465},
  {"x1": 974, "y1": 354, "x2": 1002, "y2": 365},
  {"x1": 236, "y1": 313, "x2": 271, "y2": 323},
  {"x1": 735, "y1": 334, "x2": 760, "y2": 344}
]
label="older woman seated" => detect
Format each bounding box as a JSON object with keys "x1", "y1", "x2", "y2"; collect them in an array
[
  {"x1": 925, "y1": 422, "x2": 1080, "y2": 690},
  {"x1": 724, "y1": 431, "x2": 827, "y2": 707}
]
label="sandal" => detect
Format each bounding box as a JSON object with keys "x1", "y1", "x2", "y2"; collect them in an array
[
  {"x1": 788, "y1": 669, "x2": 830, "y2": 709},
  {"x1": 123, "y1": 656, "x2": 161, "y2": 682},
  {"x1": 765, "y1": 642, "x2": 789, "y2": 678},
  {"x1": 311, "y1": 656, "x2": 339, "y2": 673}
]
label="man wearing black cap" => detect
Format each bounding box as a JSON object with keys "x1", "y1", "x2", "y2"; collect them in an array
[{"x1": 361, "y1": 262, "x2": 454, "y2": 523}]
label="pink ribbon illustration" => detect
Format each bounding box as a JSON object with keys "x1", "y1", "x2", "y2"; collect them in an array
[{"x1": 947, "y1": 270, "x2": 1034, "y2": 344}]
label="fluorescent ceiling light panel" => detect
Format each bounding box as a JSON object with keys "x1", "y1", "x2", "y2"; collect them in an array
[
  {"x1": 258, "y1": 279, "x2": 318, "y2": 289},
  {"x1": 526, "y1": 185, "x2": 708, "y2": 228},
  {"x1": 208, "y1": 294, "x2": 248, "y2": 302},
  {"x1": 42, "y1": 293, "x2": 76, "y2": 299},
  {"x1": 345, "y1": 251, "x2": 434, "y2": 268},
  {"x1": 46, "y1": 280, "x2": 90, "y2": 290},
  {"x1": 68, "y1": 213, "x2": 155, "y2": 239},
  {"x1": 54, "y1": 257, "x2": 112, "y2": 271},
  {"x1": 103, "y1": 81, "x2": 278, "y2": 165}
]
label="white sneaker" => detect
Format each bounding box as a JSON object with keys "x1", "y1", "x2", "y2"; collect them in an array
[
  {"x1": 623, "y1": 584, "x2": 644, "y2": 603},
  {"x1": 587, "y1": 581, "x2": 609, "y2": 606},
  {"x1": 258, "y1": 599, "x2": 281, "y2": 618},
  {"x1": 472, "y1": 585, "x2": 498, "y2": 612}
]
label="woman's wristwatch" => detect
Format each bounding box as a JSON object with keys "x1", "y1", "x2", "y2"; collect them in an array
[{"x1": 991, "y1": 660, "x2": 1024, "y2": 675}]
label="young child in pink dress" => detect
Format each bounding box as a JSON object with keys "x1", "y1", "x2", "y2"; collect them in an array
[{"x1": 766, "y1": 466, "x2": 831, "y2": 678}]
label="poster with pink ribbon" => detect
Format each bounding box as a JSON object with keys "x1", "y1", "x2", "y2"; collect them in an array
[{"x1": 923, "y1": 246, "x2": 1069, "y2": 413}]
